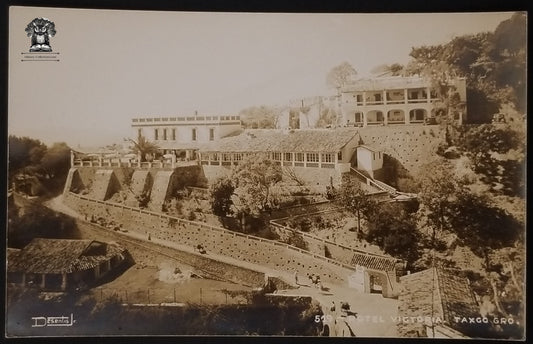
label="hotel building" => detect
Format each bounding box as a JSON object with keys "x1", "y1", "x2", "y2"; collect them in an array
[{"x1": 340, "y1": 76, "x2": 467, "y2": 126}]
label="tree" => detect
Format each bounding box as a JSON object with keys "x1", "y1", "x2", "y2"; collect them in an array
[
  {"x1": 333, "y1": 177, "x2": 377, "y2": 235},
  {"x1": 326, "y1": 62, "x2": 357, "y2": 92},
  {"x1": 210, "y1": 177, "x2": 235, "y2": 218},
  {"x1": 238, "y1": 105, "x2": 280, "y2": 129},
  {"x1": 416, "y1": 159, "x2": 465, "y2": 249},
  {"x1": 370, "y1": 63, "x2": 404, "y2": 77},
  {"x1": 315, "y1": 107, "x2": 338, "y2": 128},
  {"x1": 8, "y1": 200, "x2": 80, "y2": 248},
  {"x1": 127, "y1": 135, "x2": 159, "y2": 162},
  {"x1": 8, "y1": 136, "x2": 47, "y2": 176},
  {"x1": 230, "y1": 155, "x2": 282, "y2": 230},
  {"x1": 365, "y1": 202, "x2": 420, "y2": 266},
  {"x1": 405, "y1": 13, "x2": 527, "y2": 119},
  {"x1": 40, "y1": 142, "x2": 70, "y2": 179},
  {"x1": 449, "y1": 192, "x2": 522, "y2": 269},
  {"x1": 459, "y1": 124, "x2": 525, "y2": 196},
  {"x1": 448, "y1": 191, "x2": 523, "y2": 318}
]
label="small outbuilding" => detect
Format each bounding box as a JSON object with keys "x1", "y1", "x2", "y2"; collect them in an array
[
  {"x1": 355, "y1": 145, "x2": 383, "y2": 178},
  {"x1": 7, "y1": 238, "x2": 131, "y2": 291}
]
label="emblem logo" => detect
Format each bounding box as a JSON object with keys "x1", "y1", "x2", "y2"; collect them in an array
[{"x1": 25, "y1": 17, "x2": 56, "y2": 52}]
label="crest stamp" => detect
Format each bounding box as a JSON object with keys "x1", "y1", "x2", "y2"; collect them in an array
[{"x1": 25, "y1": 17, "x2": 56, "y2": 52}]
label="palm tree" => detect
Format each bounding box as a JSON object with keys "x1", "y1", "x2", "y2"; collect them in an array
[{"x1": 125, "y1": 135, "x2": 159, "y2": 162}]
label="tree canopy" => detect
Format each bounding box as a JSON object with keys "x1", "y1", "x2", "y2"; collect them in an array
[
  {"x1": 239, "y1": 105, "x2": 281, "y2": 129},
  {"x1": 208, "y1": 154, "x2": 283, "y2": 231},
  {"x1": 128, "y1": 135, "x2": 159, "y2": 162},
  {"x1": 210, "y1": 177, "x2": 235, "y2": 218},
  {"x1": 370, "y1": 63, "x2": 404, "y2": 77},
  {"x1": 365, "y1": 202, "x2": 420, "y2": 266},
  {"x1": 405, "y1": 12, "x2": 526, "y2": 120},
  {"x1": 8, "y1": 136, "x2": 47, "y2": 175},
  {"x1": 231, "y1": 155, "x2": 283, "y2": 217},
  {"x1": 8, "y1": 135, "x2": 72, "y2": 195},
  {"x1": 326, "y1": 61, "x2": 357, "y2": 90},
  {"x1": 449, "y1": 192, "x2": 522, "y2": 265},
  {"x1": 458, "y1": 124, "x2": 525, "y2": 197},
  {"x1": 416, "y1": 159, "x2": 466, "y2": 243},
  {"x1": 333, "y1": 177, "x2": 378, "y2": 234}
]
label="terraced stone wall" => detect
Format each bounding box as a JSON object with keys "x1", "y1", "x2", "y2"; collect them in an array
[{"x1": 65, "y1": 193, "x2": 356, "y2": 287}]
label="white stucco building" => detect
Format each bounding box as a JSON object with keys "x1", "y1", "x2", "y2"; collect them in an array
[
  {"x1": 131, "y1": 113, "x2": 242, "y2": 159},
  {"x1": 341, "y1": 76, "x2": 467, "y2": 127}
]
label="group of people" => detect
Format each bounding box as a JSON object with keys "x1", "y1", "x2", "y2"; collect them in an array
[{"x1": 307, "y1": 273, "x2": 322, "y2": 289}]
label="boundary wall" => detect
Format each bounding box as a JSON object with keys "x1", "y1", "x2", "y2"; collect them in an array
[
  {"x1": 64, "y1": 192, "x2": 357, "y2": 287},
  {"x1": 270, "y1": 221, "x2": 400, "y2": 297}
]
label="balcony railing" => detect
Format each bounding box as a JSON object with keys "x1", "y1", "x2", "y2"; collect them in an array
[
  {"x1": 131, "y1": 115, "x2": 241, "y2": 124},
  {"x1": 72, "y1": 159, "x2": 197, "y2": 169},
  {"x1": 349, "y1": 97, "x2": 441, "y2": 107},
  {"x1": 386, "y1": 99, "x2": 405, "y2": 104}
]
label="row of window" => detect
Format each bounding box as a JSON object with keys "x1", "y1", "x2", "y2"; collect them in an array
[
  {"x1": 146, "y1": 128, "x2": 216, "y2": 141},
  {"x1": 201, "y1": 152, "x2": 340, "y2": 162}
]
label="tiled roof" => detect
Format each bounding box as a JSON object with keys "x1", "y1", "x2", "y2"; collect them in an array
[
  {"x1": 199, "y1": 128, "x2": 359, "y2": 153},
  {"x1": 7, "y1": 238, "x2": 127, "y2": 274},
  {"x1": 7, "y1": 248, "x2": 21, "y2": 264},
  {"x1": 350, "y1": 253, "x2": 397, "y2": 271},
  {"x1": 397, "y1": 267, "x2": 480, "y2": 338},
  {"x1": 154, "y1": 141, "x2": 201, "y2": 150},
  {"x1": 437, "y1": 268, "x2": 481, "y2": 327}
]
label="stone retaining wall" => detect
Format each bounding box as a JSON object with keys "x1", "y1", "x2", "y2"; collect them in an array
[
  {"x1": 64, "y1": 193, "x2": 356, "y2": 287},
  {"x1": 358, "y1": 125, "x2": 445, "y2": 175}
]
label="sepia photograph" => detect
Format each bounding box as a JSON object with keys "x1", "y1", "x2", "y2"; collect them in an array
[{"x1": 6, "y1": 6, "x2": 526, "y2": 339}]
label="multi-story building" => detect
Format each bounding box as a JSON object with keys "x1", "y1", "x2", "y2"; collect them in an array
[
  {"x1": 131, "y1": 113, "x2": 242, "y2": 159},
  {"x1": 340, "y1": 76, "x2": 467, "y2": 127}
]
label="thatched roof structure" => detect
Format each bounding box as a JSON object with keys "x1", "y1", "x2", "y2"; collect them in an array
[{"x1": 7, "y1": 238, "x2": 128, "y2": 274}]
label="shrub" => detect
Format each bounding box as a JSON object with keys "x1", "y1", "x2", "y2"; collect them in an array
[
  {"x1": 299, "y1": 197, "x2": 311, "y2": 205},
  {"x1": 286, "y1": 231, "x2": 308, "y2": 250},
  {"x1": 297, "y1": 218, "x2": 312, "y2": 232}
]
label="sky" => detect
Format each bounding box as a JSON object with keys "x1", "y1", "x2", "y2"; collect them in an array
[{"x1": 9, "y1": 7, "x2": 515, "y2": 147}]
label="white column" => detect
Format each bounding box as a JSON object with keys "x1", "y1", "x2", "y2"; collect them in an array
[
  {"x1": 404, "y1": 89, "x2": 408, "y2": 104},
  {"x1": 426, "y1": 87, "x2": 431, "y2": 103},
  {"x1": 61, "y1": 273, "x2": 67, "y2": 291},
  {"x1": 383, "y1": 90, "x2": 387, "y2": 105}
]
